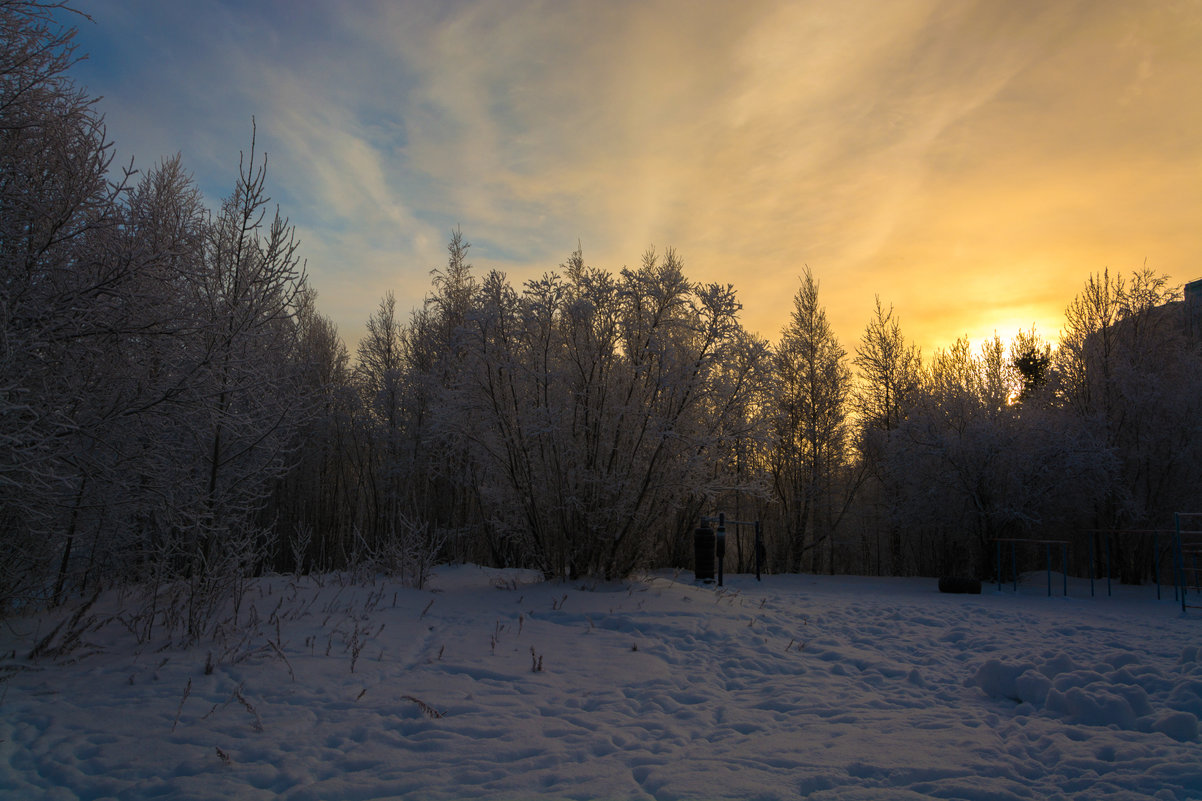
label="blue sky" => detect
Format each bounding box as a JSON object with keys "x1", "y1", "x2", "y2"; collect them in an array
[{"x1": 68, "y1": 0, "x2": 1202, "y2": 356}]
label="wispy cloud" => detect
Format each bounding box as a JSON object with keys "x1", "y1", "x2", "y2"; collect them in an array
[{"x1": 72, "y1": 0, "x2": 1202, "y2": 354}]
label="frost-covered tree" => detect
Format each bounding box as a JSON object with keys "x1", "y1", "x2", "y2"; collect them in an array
[
  {"x1": 357, "y1": 292, "x2": 406, "y2": 432},
  {"x1": 325, "y1": 233, "x2": 484, "y2": 585},
  {"x1": 452, "y1": 247, "x2": 766, "y2": 579},
  {"x1": 1010, "y1": 327, "x2": 1052, "y2": 404},
  {"x1": 49, "y1": 155, "x2": 209, "y2": 602},
  {"x1": 853, "y1": 297, "x2": 921, "y2": 437},
  {"x1": 852, "y1": 298, "x2": 921, "y2": 573},
  {"x1": 268, "y1": 292, "x2": 353, "y2": 574},
  {"x1": 769, "y1": 268, "x2": 852, "y2": 573},
  {"x1": 0, "y1": 5, "x2": 343, "y2": 621},
  {"x1": 346, "y1": 289, "x2": 446, "y2": 583},
  {"x1": 0, "y1": 1, "x2": 135, "y2": 609},
  {"x1": 1053, "y1": 267, "x2": 1202, "y2": 582},
  {"x1": 885, "y1": 334, "x2": 1109, "y2": 577},
  {"x1": 353, "y1": 291, "x2": 409, "y2": 553},
  {"x1": 145, "y1": 128, "x2": 316, "y2": 636}
]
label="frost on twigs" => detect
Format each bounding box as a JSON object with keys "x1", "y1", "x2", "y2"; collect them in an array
[
  {"x1": 171, "y1": 677, "x2": 192, "y2": 733},
  {"x1": 201, "y1": 682, "x2": 264, "y2": 733},
  {"x1": 26, "y1": 591, "x2": 102, "y2": 663}
]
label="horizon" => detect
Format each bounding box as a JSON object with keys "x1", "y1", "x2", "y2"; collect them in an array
[{"x1": 68, "y1": 0, "x2": 1202, "y2": 357}]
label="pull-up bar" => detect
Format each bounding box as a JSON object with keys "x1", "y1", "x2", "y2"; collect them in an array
[
  {"x1": 993, "y1": 538, "x2": 1070, "y2": 597},
  {"x1": 1081, "y1": 529, "x2": 1174, "y2": 601},
  {"x1": 1175, "y1": 513, "x2": 1202, "y2": 613}
]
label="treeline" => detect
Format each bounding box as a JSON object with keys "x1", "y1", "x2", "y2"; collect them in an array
[
  {"x1": 4, "y1": 5, "x2": 1201, "y2": 632},
  {"x1": 1, "y1": 4, "x2": 335, "y2": 636}
]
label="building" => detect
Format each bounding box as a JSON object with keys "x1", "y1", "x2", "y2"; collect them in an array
[{"x1": 1186, "y1": 278, "x2": 1202, "y2": 339}]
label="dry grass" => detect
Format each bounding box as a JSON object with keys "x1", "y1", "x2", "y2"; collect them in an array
[{"x1": 402, "y1": 694, "x2": 443, "y2": 719}]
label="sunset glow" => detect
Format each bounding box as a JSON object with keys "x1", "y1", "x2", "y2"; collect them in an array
[{"x1": 72, "y1": 0, "x2": 1202, "y2": 355}]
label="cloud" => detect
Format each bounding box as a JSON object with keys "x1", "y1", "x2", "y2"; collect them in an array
[{"x1": 71, "y1": 0, "x2": 1202, "y2": 357}]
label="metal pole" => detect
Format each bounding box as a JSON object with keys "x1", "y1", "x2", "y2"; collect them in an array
[{"x1": 1062, "y1": 542, "x2": 1068, "y2": 597}]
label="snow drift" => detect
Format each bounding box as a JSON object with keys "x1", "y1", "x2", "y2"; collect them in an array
[{"x1": 2, "y1": 567, "x2": 1200, "y2": 800}]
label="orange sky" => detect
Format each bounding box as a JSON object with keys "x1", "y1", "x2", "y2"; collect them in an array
[{"x1": 75, "y1": 0, "x2": 1202, "y2": 358}]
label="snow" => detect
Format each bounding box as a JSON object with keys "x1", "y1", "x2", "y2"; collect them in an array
[{"x1": 2, "y1": 567, "x2": 1201, "y2": 800}]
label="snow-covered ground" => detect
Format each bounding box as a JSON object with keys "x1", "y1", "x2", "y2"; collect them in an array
[{"x1": 2, "y1": 566, "x2": 1200, "y2": 800}]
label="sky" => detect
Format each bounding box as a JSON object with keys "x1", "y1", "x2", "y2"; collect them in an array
[{"x1": 66, "y1": 0, "x2": 1202, "y2": 359}]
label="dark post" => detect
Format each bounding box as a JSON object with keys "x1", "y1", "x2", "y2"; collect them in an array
[
  {"x1": 694, "y1": 526, "x2": 716, "y2": 582},
  {"x1": 716, "y1": 513, "x2": 726, "y2": 588}
]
